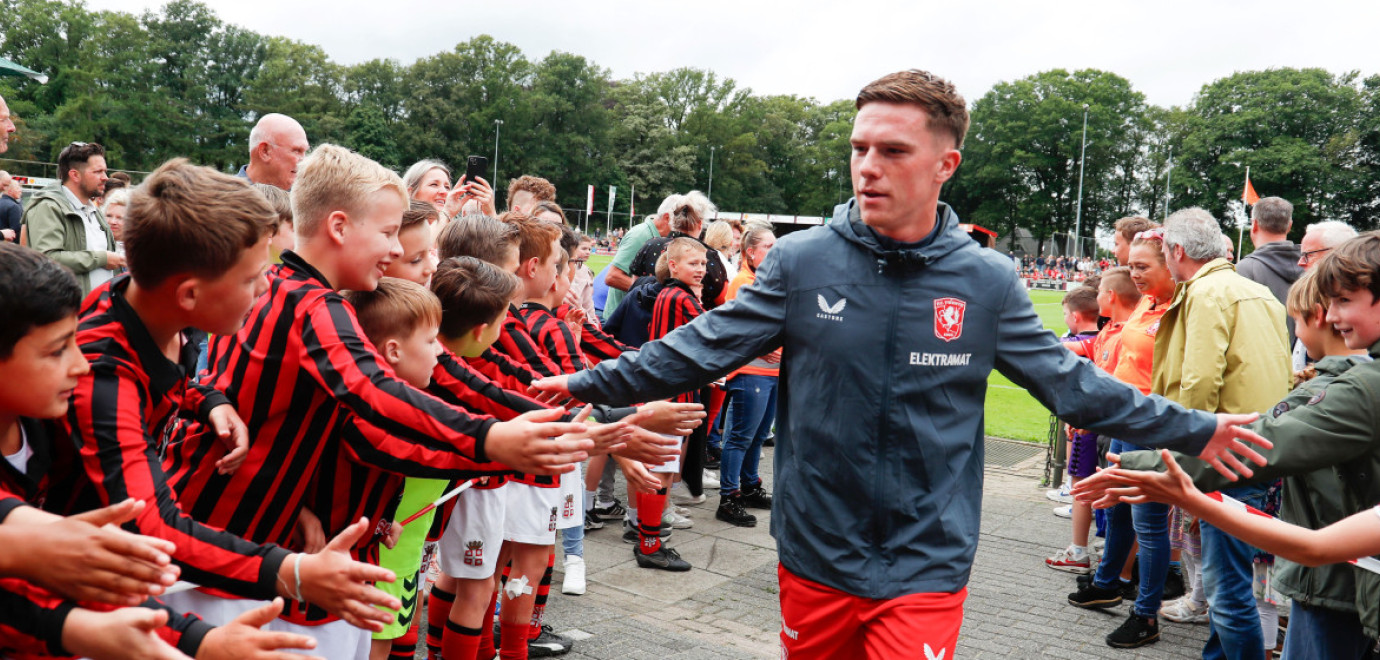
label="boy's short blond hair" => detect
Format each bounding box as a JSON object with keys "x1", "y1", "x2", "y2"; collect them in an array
[
  {"x1": 292, "y1": 144, "x2": 407, "y2": 239},
  {"x1": 1286, "y1": 268, "x2": 1332, "y2": 326},
  {"x1": 658, "y1": 237, "x2": 706, "y2": 283},
  {"x1": 343, "y1": 277, "x2": 441, "y2": 346}
]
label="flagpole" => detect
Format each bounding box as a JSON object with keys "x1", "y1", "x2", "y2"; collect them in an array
[{"x1": 1238, "y1": 166, "x2": 1249, "y2": 259}]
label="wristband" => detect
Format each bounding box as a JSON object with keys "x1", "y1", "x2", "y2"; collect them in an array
[{"x1": 293, "y1": 553, "x2": 304, "y2": 602}]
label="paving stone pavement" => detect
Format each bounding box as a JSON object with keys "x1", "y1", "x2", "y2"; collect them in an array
[{"x1": 420, "y1": 441, "x2": 1213, "y2": 658}]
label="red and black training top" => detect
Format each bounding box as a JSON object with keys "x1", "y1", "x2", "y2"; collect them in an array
[
  {"x1": 466, "y1": 347, "x2": 542, "y2": 392},
  {"x1": 494, "y1": 305, "x2": 562, "y2": 379},
  {"x1": 554, "y1": 304, "x2": 634, "y2": 363},
  {"x1": 164, "y1": 251, "x2": 508, "y2": 549},
  {"x1": 649, "y1": 279, "x2": 705, "y2": 404},
  {"x1": 429, "y1": 349, "x2": 559, "y2": 488},
  {"x1": 0, "y1": 578, "x2": 212, "y2": 659},
  {"x1": 518, "y1": 302, "x2": 585, "y2": 375},
  {"x1": 62, "y1": 275, "x2": 290, "y2": 598}
]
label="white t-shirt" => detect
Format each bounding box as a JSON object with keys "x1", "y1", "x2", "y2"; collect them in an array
[
  {"x1": 4, "y1": 426, "x2": 32, "y2": 475},
  {"x1": 62, "y1": 186, "x2": 113, "y2": 290}
]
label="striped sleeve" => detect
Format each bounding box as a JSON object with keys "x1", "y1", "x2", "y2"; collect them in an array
[
  {"x1": 430, "y1": 351, "x2": 555, "y2": 422},
  {"x1": 470, "y1": 348, "x2": 542, "y2": 390},
  {"x1": 497, "y1": 314, "x2": 561, "y2": 378},
  {"x1": 66, "y1": 360, "x2": 290, "y2": 599},
  {"x1": 579, "y1": 321, "x2": 633, "y2": 362},
  {"x1": 527, "y1": 311, "x2": 585, "y2": 375},
  {"x1": 0, "y1": 579, "x2": 74, "y2": 656},
  {"x1": 297, "y1": 295, "x2": 502, "y2": 464}
]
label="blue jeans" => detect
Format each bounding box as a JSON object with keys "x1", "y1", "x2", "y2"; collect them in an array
[
  {"x1": 561, "y1": 522, "x2": 583, "y2": 558},
  {"x1": 719, "y1": 374, "x2": 777, "y2": 496},
  {"x1": 1200, "y1": 483, "x2": 1270, "y2": 660},
  {"x1": 1092, "y1": 439, "x2": 1171, "y2": 618},
  {"x1": 1281, "y1": 602, "x2": 1370, "y2": 660}
]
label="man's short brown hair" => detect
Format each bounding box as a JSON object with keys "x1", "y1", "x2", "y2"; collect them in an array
[
  {"x1": 1314, "y1": 231, "x2": 1380, "y2": 301},
  {"x1": 124, "y1": 158, "x2": 277, "y2": 288},
  {"x1": 501, "y1": 211, "x2": 561, "y2": 265},
  {"x1": 531, "y1": 200, "x2": 568, "y2": 226},
  {"x1": 432, "y1": 256, "x2": 520, "y2": 338},
  {"x1": 57, "y1": 142, "x2": 106, "y2": 183},
  {"x1": 1114, "y1": 217, "x2": 1155, "y2": 245},
  {"x1": 506, "y1": 175, "x2": 557, "y2": 210},
  {"x1": 344, "y1": 277, "x2": 441, "y2": 346},
  {"x1": 436, "y1": 214, "x2": 519, "y2": 264},
  {"x1": 856, "y1": 70, "x2": 970, "y2": 149}
]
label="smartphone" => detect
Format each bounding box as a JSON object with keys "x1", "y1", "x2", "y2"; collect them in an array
[{"x1": 464, "y1": 155, "x2": 489, "y2": 184}]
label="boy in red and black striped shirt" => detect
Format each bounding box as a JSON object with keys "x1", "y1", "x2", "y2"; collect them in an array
[
  {"x1": 0, "y1": 240, "x2": 318, "y2": 659},
  {"x1": 634, "y1": 237, "x2": 710, "y2": 572},
  {"x1": 161, "y1": 147, "x2": 589, "y2": 652}
]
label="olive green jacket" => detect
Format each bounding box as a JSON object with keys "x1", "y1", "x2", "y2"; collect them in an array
[
  {"x1": 1122, "y1": 344, "x2": 1380, "y2": 634},
  {"x1": 22, "y1": 184, "x2": 113, "y2": 296},
  {"x1": 1151, "y1": 258, "x2": 1292, "y2": 413}
]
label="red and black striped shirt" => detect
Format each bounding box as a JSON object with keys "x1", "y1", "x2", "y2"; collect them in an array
[
  {"x1": 164, "y1": 251, "x2": 507, "y2": 548},
  {"x1": 650, "y1": 280, "x2": 705, "y2": 404},
  {"x1": 0, "y1": 578, "x2": 211, "y2": 659},
  {"x1": 63, "y1": 275, "x2": 290, "y2": 598},
  {"x1": 466, "y1": 347, "x2": 542, "y2": 392},
  {"x1": 518, "y1": 303, "x2": 585, "y2": 375},
  {"x1": 554, "y1": 304, "x2": 634, "y2": 363},
  {"x1": 494, "y1": 305, "x2": 561, "y2": 379}
]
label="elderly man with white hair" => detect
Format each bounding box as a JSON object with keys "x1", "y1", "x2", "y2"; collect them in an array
[
  {"x1": 0, "y1": 170, "x2": 19, "y2": 242},
  {"x1": 238, "y1": 113, "x2": 309, "y2": 190},
  {"x1": 1298, "y1": 220, "x2": 1358, "y2": 270},
  {"x1": 1155, "y1": 207, "x2": 1292, "y2": 659}
]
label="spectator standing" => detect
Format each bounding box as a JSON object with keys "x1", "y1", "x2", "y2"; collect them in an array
[
  {"x1": 602, "y1": 195, "x2": 678, "y2": 321},
  {"x1": 628, "y1": 191, "x2": 728, "y2": 309},
  {"x1": 100, "y1": 188, "x2": 130, "y2": 256},
  {"x1": 507, "y1": 175, "x2": 557, "y2": 214},
  {"x1": 0, "y1": 170, "x2": 20, "y2": 242},
  {"x1": 23, "y1": 142, "x2": 117, "y2": 296},
  {"x1": 1113, "y1": 217, "x2": 1154, "y2": 265},
  {"x1": 1237, "y1": 196, "x2": 1302, "y2": 342},
  {"x1": 1156, "y1": 208, "x2": 1291, "y2": 659},
  {"x1": 238, "y1": 113, "x2": 309, "y2": 190}
]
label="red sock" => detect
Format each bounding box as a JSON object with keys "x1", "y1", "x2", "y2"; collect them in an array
[
  {"x1": 426, "y1": 586, "x2": 456, "y2": 659},
  {"x1": 498, "y1": 621, "x2": 530, "y2": 660},
  {"x1": 389, "y1": 617, "x2": 420, "y2": 659},
  {"x1": 527, "y1": 552, "x2": 555, "y2": 640},
  {"x1": 637, "y1": 490, "x2": 667, "y2": 554},
  {"x1": 441, "y1": 619, "x2": 482, "y2": 660},
  {"x1": 476, "y1": 591, "x2": 498, "y2": 660}
]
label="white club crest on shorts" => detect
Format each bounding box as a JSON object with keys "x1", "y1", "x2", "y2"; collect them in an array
[
  {"x1": 924, "y1": 643, "x2": 946, "y2": 660},
  {"x1": 464, "y1": 540, "x2": 484, "y2": 566},
  {"x1": 933, "y1": 297, "x2": 966, "y2": 342}
]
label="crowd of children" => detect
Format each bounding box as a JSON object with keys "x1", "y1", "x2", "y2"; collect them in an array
[{"x1": 0, "y1": 142, "x2": 784, "y2": 660}]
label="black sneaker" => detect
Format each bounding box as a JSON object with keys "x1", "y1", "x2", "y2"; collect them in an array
[
  {"x1": 590, "y1": 499, "x2": 626, "y2": 519},
  {"x1": 740, "y1": 484, "x2": 773, "y2": 509},
  {"x1": 528, "y1": 624, "x2": 574, "y2": 657},
  {"x1": 1106, "y1": 613, "x2": 1159, "y2": 648},
  {"x1": 715, "y1": 494, "x2": 757, "y2": 527},
  {"x1": 1162, "y1": 564, "x2": 1186, "y2": 601},
  {"x1": 1076, "y1": 573, "x2": 1093, "y2": 589},
  {"x1": 1068, "y1": 582, "x2": 1123, "y2": 609},
  {"x1": 763, "y1": 433, "x2": 775, "y2": 448},
  {"x1": 1119, "y1": 580, "x2": 1137, "y2": 602},
  {"x1": 705, "y1": 445, "x2": 721, "y2": 470},
  {"x1": 621, "y1": 521, "x2": 672, "y2": 544},
  {"x1": 584, "y1": 511, "x2": 605, "y2": 531},
  {"x1": 635, "y1": 546, "x2": 691, "y2": 571}
]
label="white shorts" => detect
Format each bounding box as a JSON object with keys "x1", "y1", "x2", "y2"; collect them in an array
[
  {"x1": 649, "y1": 435, "x2": 685, "y2": 474},
  {"x1": 266, "y1": 618, "x2": 369, "y2": 659},
  {"x1": 555, "y1": 464, "x2": 583, "y2": 530},
  {"x1": 158, "y1": 588, "x2": 266, "y2": 627},
  {"x1": 438, "y1": 484, "x2": 508, "y2": 580},
  {"x1": 503, "y1": 481, "x2": 560, "y2": 545}
]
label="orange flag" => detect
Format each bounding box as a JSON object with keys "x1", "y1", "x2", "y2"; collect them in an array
[{"x1": 1243, "y1": 177, "x2": 1260, "y2": 205}]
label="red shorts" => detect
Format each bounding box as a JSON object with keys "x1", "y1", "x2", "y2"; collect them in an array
[{"x1": 778, "y1": 564, "x2": 966, "y2": 660}]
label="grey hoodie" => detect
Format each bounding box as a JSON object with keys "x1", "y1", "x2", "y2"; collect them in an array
[
  {"x1": 569, "y1": 198, "x2": 1217, "y2": 598},
  {"x1": 1237, "y1": 241, "x2": 1303, "y2": 341}
]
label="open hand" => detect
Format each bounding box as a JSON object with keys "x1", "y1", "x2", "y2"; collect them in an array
[
  {"x1": 63, "y1": 606, "x2": 190, "y2": 660},
  {"x1": 22, "y1": 499, "x2": 180, "y2": 606},
  {"x1": 198, "y1": 598, "x2": 319, "y2": 660},
  {"x1": 528, "y1": 375, "x2": 574, "y2": 408},
  {"x1": 632, "y1": 401, "x2": 705, "y2": 436},
  {"x1": 294, "y1": 518, "x2": 400, "y2": 632},
  {"x1": 1198, "y1": 412, "x2": 1270, "y2": 481},
  {"x1": 483, "y1": 407, "x2": 592, "y2": 475},
  {"x1": 616, "y1": 427, "x2": 682, "y2": 466},
  {"x1": 615, "y1": 457, "x2": 662, "y2": 495}
]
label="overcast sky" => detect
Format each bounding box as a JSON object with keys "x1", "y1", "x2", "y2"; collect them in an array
[{"x1": 89, "y1": 0, "x2": 1379, "y2": 108}]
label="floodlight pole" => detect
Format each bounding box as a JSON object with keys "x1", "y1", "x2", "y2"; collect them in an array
[{"x1": 1072, "y1": 104, "x2": 1089, "y2": 260}]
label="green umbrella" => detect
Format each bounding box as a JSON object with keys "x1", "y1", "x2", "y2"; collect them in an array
[{"x1": 0, "y1": 57, "x2": 49, "y2": 84}]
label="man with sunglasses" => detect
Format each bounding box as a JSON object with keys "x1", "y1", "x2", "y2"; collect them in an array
[{"x1": 22, "y1": 141, "x2": 117, "y2": 296}]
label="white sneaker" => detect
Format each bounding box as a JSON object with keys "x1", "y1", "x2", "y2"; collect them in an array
[
  {"x1": 662, "y1": 508, "x2": 694, "y2": 529},
  {"x1": 670, "y1": 482, "x2": 706, "y2": 505},
  {"x1": 703, "y1": 470, "x2": 720, "y2": 490},
  {"x1": 1160, "y1": 596, "x2": 1208, "y2": 624},
  {"x1": 561, "y1": 555, "x2": 586, "y2": 595},
  {"x1": 1053, "y1": 505, "x2": 1073, "y2": 519},
  {"x1": 1046, "y1": 483, "x2": 1074, "y2": 504},
  {"x1": 673, "y1": 505, "x2": 692, "y2": 517}
]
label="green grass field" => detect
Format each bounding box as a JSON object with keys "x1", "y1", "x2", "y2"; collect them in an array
[{"x1": 591, "y1": 250, "x2": 1060, "y2": 442}]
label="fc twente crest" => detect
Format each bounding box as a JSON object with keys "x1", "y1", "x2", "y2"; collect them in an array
[{"x1": 933, "y1": 297, "x2": 966, "y2": 342}]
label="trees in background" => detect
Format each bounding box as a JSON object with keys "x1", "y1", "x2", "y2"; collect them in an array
[{"x1": 4, "y1": 0, "x2": 1379, "y2": 244}]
